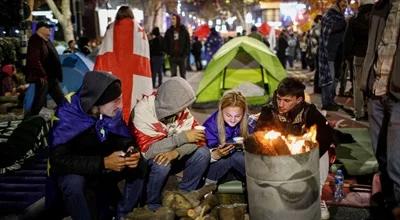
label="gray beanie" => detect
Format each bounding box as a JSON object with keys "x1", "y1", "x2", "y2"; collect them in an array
[{"x1": 155, "y1": 77, "x2": 196, "y2": 120}]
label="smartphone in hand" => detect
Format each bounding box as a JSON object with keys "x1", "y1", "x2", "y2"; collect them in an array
[
  {"x1": 124, "y1": 146, "x2": 138, "y2": 157},
  {"x1": 224, "y1": 143, "x2": 244, "y2": 151}
]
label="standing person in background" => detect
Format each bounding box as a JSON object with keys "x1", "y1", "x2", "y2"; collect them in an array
[
  {"x1": 191, "y1": 36, "x2": 203, "y2": 71},
  {"x1": 318, "y1": 0, "x2": 347, "y2": 111},
  {"x1": 94, "y1": 5, "x2": 152, "y2": 122},
  {"x1": 286, "y1": 32, "x2": 297, "y2": 69},
  {"x1": 24, "y1": 21, "x2": 65, "y2": 117},
  {"x1": 343, "y1": 0, "x2": 373, "y2": 121},
  {"x1": 361, "y1": 0, "x2": 400, "y2": 218},
  {"x1": 149, "y1": 27, "x2": 164, "y2": 89},
  {"x1": 276, "y1": 29, "x2": 289, "y2": 69},
  {"x1": 300, "y1": 33, "x2": 308, "y2": 70},
  {"x1": 310, "y1": 15, "x2": 323, "y2": 93},
  {"x1": 164, "y1": 14, "x2": 190, "y2": 79},
  {"x1": 203, "y1": 91, "x2": 251, "y2": 184},
  {"x1": 248, "y1": 25, "x2": 263, "y2": 42},
  {"x1": 204, "y1": 28, "x2": 223, "y2": 63}
]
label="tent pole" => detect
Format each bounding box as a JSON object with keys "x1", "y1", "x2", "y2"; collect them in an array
[
  {"x1": 222, "y1": 67, "x2": 227, "y2": 91},
  {"x1": 260, "y1": 66, "x2": 268, "y2": 93}
]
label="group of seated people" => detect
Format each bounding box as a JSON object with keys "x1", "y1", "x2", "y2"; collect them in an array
[{"x1": 47, "y1": 71, "x2": 335, "y2": 220}]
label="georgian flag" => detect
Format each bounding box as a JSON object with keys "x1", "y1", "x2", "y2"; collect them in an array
[{"x1": 94, "y1": 18, "x2": 152, "y2": 122}]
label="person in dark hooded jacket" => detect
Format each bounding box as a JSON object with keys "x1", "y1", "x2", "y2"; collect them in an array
[
  {"x1": 48, "y1": 71, "x2": 145, "y2": 220},
  {"x1": 164, "y1": 14, "x2": 190, "y2": 79},
  {"x1": 255, "y1": 77, "x2": 335, "y2": 219},
  {"x1": 132, "y1": 77, "x2": 210, "y2": 211}
]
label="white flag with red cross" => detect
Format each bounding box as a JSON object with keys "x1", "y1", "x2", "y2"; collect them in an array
[{"x1": 94, "y1": 18, "x2": 152, "y2": 122}]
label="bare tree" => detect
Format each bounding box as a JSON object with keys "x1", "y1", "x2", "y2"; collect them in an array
[{"x1": 46, "y1": 0, "x2": 74, "y2": 41}]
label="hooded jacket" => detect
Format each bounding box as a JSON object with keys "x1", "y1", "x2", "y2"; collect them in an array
[
  {"x1": 49, "y1": 71, "x2": 132, "y2": 175},
  {"x1": 164, "y1": 15, "x2": 190, "y2": 58},
  {"x1": 133, "y1": 77, "x2": 200, "y2": 159},
  {"x1": 343, "y1": 4, "x2": 373, "y2": 58},
  {"x1": 255, "y1": 96, "x2": 334, "y2": 157}
]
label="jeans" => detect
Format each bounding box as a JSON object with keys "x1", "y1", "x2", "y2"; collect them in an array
[
  {"x1": 57, "y1": 175, "x2": 93, "y2": 220},
  {"x1": 58, "y1": 172, "x2": 144, "y2": 220},
  {"x1": 206, "y1": 151, "x2": 245, "y2": 182},
  {"x1": 368, "y1": 96, "x2": 400, "y2": 206},
  {"x1": 352, "y1": 57, "x2": 365, "y2": 118},
  {"x1": 169, "y1": 56, "x2": 186, "y2": 79},
  {"x1": 146, "y1": 147, "x2": 210, "y2": 211},
  {"x1": 151, "y1": 56, "x2": 163, "y2": 88},
  {"x1": 321, "y1": 61, "x2": 337, "y2": 107},
  {"x1": 116, "y1": 168, "x2": 145, "y2": 219}
]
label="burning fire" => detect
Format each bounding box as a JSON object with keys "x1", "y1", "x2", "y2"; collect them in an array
[{"x1": 251, "y1": 125, "x2": 318, "y2": 156}]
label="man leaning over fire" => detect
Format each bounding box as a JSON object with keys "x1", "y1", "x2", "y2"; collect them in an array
[{"x1": 254, "y1": 77, "x2": 335, "y2": 220}]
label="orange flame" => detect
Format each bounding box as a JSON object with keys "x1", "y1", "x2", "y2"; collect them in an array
[{"x1": 256, "y1": 125, "x2": 318, "y2": 155}]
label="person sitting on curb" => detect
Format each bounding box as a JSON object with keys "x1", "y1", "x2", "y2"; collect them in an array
[
  {"x1": 203, "y1": 91, "x2": 252, "y2": 184},
  {"x1": 255, "y1": 77, "x2": 336, "y2": 220},
  {"x1": 131, "y1": 77, "x2": 210, "y2": 212},
  {"x1": 48, "y1": 71, "x2": 145, "y2": 220}
]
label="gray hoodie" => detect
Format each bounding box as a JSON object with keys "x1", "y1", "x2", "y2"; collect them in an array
[{"x1": 145, "y1": 77, "x2": 198, "y2": 159}]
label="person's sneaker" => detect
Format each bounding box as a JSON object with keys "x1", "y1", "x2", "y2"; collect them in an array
[{"x1": 321, "y1": 200, "x2": 330, "y2": 219}]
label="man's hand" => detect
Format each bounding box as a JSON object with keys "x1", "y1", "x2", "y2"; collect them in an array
[
  {"x1": 124, "y1": 152, "x2": 141, "y2": 168},
  {"x1": 154, "y1": 150, "x2": 179, "y2": 166},
  {"x1": 211, "y1": 144, "x2": 235, "y2": 160},
  {"x1": 185, "y1": 129, "x2": 205, "y2": 143},
  {"x1": 104, "y1": 151, "x2": 126, "y2": 172}
]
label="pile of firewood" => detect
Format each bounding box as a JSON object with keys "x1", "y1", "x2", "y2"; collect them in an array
[
  {"x1": 162, "y1": 184, "x2": 218, "y2": 220},
  {"x1": 127, "y1": 184, "x2": 248, "y2": 220}
]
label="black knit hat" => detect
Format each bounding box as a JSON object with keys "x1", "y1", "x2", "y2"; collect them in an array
[
  {"x1": 36, "y1": 21, "x2": 51, "y2": 30},
  {"x1": 95, "y1": 81, "x2": 122, "y2": 106}
]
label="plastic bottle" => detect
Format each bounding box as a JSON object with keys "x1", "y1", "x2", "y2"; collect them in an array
[{"x1": 334, "y1": 169, "x2": 345, "y2": 202}]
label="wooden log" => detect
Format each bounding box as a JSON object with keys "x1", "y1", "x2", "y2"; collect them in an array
[
  {"x1": 187, "y1": 194, "x2": 218, "y2": 219},
  {"x1": 175, "y1": 208, "x2": 189, "y2": 217}
]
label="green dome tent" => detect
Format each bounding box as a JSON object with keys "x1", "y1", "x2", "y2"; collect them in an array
[{"x1": 194, "y1": 36, "x2": 286, "y2": 107}]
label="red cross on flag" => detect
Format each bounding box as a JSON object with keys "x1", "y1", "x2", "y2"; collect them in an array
[{"x1": 94, "y1": 18, "x2": 152, "y2": 122}]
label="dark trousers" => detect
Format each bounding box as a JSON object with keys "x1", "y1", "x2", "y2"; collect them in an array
[
  {"x1": 368, "y1": 96, "x2": 400, "y2": 207},
  {"x1": 277, "y1": 54, "x2": 287, "y2": 69},
  {"x1": 27, "y1": 78, "x2": 65, "y2": 116},
  {"x1": 194, "y1": 54, "x2": 203, "y2": 71},
  {"x1": 55, "y1": 171, "x2": 144, "y2": 220},
  {"x1": 145, "y1": 147, "x2": 210, "y2": 211},
  {"x1": 169, "y1": 56, "x2": 187, "y2": 79},
  {"x1": 151, "y1": 56, "x2": 163, "y2": 88}
]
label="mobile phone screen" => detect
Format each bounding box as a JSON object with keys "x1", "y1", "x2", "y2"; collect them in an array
[{"x1": 224, "y1": 143, "x2": 243, "y2": 151}]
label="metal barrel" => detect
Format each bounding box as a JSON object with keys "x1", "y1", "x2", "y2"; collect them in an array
[{"x1": 245, "y1": 146, "x2": 320, "y2": 220}]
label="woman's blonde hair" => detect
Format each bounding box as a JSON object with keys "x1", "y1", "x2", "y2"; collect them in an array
[{"x1": 217, "y1": 90, "x2": 248, "y2": 144}]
